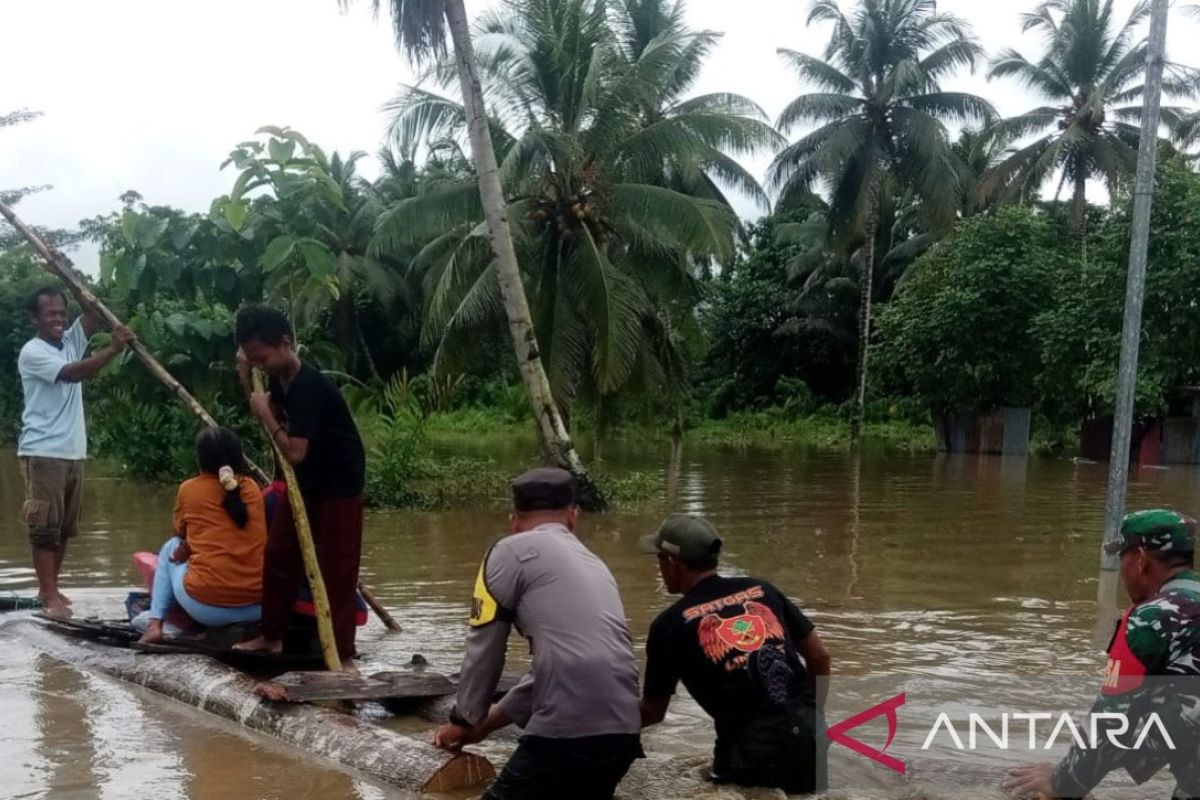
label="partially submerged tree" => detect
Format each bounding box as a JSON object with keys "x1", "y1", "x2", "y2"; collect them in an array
[
  {"x1": 347, "y1": 0, "x2": 605, "y2": 507},
  {"x1": 376, "y1": 0, "x2": 775, "y2": 428}
]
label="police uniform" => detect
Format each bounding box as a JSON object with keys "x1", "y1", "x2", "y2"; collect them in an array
[
  {"x1": 1054, "y1": 510, "x2": 1200, "y2": 799},
  {"x1": 450, "y1": 469, "x2": 642, "y2": 800}
]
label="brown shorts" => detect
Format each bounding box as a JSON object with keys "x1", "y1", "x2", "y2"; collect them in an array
[{"x1": 20, "y1": 457, "x2": 85, "y2": 550}]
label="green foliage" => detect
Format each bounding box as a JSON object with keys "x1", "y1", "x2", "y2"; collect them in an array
[
  {"x1": 698, "y1": 214, "x2": 857, "y2": 415},
  {"x1": 0, "y1": 250, "x2": 58, "y2": 441},
  {"x1": 88, "y1": 389, "x2": 265, "y2": 482},
  {"x1": 380, "y1": 0, "x2": 780, "y2": 414},
  {"x1": 361, "y1": 402, "x2": 428, "y2": 509},
  {"x1": 876, "y1": 207, "x2": 1063, "y2": 412},
  {"x1": 594, "y1": 469, "x2": 664, "y2": 507},
  {"x1": 1036, "y1": 155, "x2": 1200, "y2": 419}
]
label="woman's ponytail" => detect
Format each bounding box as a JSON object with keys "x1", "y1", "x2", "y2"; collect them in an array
[
  {"x1": 196, "y1": 427, "x2": 252, "y2": 530},
  {"x1": 218, "y1": 466, "x2": 249, "y2": 528}
]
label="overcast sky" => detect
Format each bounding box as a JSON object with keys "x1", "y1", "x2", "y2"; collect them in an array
[{"x1": 2, "y1": 0, "x2": 1196, "y2": 273}]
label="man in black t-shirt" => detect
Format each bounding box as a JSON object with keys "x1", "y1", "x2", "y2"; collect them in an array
[
  {"x1": 232, "y1": 305, "x2": 366, "y2": 664},
  {"x1": 638, "y1": 515, "x2": 831, "y2": 792}
]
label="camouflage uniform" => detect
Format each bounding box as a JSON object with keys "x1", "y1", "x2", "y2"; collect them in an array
[{"x1": 1053, "y1": 510, "x2": 1200, "y2": 799}]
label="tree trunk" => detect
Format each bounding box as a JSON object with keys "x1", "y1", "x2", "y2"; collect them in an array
[
  {"x1": 442, "y1": 0, "x2": 606, "y2": 510},
  {"x1": 352, "y1": 304, "x2": 381, "y2": 382},
  {"x1": 20, "y1": 622, "x2": 493, "y2": 792},
  {"x1": 850, "y1": 217, "x2": 877, "y2": 445},
  {"x1": 1072, "y1": 171, "x2": 1087, "y2": 234}
]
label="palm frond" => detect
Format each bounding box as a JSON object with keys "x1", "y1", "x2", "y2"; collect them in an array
[{"x1": 776, "y1": 48, "x2": 858, "y2": 94}]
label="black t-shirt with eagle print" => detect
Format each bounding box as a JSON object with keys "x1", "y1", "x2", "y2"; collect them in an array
[{"x1": 643, "y1": 574, "x2": 817, "y2": 748}]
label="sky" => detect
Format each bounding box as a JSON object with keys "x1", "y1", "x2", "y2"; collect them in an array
[{"x1": 2, "y1": 0, "x2": 1196, "y2": 274}]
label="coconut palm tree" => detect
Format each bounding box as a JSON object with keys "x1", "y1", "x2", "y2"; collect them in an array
[
  {"x1": 985, "y1": 0, "x2": 1199, "y2": 231},
  {"x1": 375, "y1": 0, "x2": 777, "y2": 423},
  {"x1": 768, "y1": 0, "x2": 995, "y2": 442},
  {"x1": 952, "y1": 127, "x2": 1014, "y2": 215},
  {"x1": 344, "y1": 0, "x2": 604, "y2": 507}
]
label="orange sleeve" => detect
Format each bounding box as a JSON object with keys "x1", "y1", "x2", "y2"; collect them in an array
[{"x1": 173, "y1": 482, "x2": 189, "y2": 538}]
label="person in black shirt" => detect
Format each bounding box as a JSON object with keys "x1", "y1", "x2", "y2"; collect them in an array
[
  {"x1": 232, "y1": 305, "x2": 366, "y2": 664},
  {"x1": 638, "y1": 514, "x2": 831, "y2": 792}
]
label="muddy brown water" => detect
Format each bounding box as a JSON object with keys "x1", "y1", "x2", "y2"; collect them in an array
[{"x1": 3, "y1": 441, "x2": 1199, "y2": 799}]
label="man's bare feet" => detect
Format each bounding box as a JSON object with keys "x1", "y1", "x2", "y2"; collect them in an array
[
  {"x1": 233, "y1": 635, "x2": 282, "y2": 654},
  {"x1": 41, "y1": 596, "x2": 72, "y2": 618},
  {"x1": 138, "y1": 619, "x2": 165, "y2": 644},
  {"x1": 56, "y1": 592, "x2": 73, "y2": 607}
]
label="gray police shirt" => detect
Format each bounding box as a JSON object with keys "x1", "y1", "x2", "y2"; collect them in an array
[{"x1": 452, "y1": 522, "x2": 641, "y2": 738}]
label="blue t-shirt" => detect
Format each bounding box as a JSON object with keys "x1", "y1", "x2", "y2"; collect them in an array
[{"x1": 17, "y1": 319, "x2": 89, "y2": 460}]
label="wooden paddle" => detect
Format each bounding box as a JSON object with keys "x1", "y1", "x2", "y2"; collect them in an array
[{"x1": 1, "y1": 201, "x2": 402, "y2": 634}]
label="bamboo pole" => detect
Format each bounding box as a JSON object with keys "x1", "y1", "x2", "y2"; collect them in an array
[
  {"x1": 2, "y1": 201, "x2": 403, "y2": 632},
  {"x1": 358, "y1": 581, "x2": 402, "y2": 632},
  {"x1": 0, "y1": 199, "x2": 272, "y2": 484},
  {"x1": 253, "y1": 371, "x2": 341, "y2": 671}
]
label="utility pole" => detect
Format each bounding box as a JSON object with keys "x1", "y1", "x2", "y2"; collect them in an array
[{"x1": 1094, "y1": 0, "x2": 1170, "y2": 646}]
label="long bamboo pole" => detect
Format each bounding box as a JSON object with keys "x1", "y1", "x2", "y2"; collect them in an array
[
  {"x1": 2, "y1": 201, "x2": 404, "y2": 633},
  {"x1": 0, "y1": 199, "x2": 273, "y2": 483},
  {"x1": 252, "y1": 371, "x2": 341, "y2": 671}
]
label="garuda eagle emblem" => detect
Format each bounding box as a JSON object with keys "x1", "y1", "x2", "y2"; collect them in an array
[{"x1": 698, "y1": 600, "x2": 784, "y2": 663}]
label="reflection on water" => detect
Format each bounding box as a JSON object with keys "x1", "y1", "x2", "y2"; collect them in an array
[{"x1": 3, "y1": 444, "x2": 1200, "y2": 798}]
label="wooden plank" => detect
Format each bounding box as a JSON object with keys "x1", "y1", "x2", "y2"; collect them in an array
[
  {"x1": 262, "y1": 670, "x2": 457, "y2": 703},
  {"x1": 390, "y1": 671, "x2": 526, "y2": 719}
]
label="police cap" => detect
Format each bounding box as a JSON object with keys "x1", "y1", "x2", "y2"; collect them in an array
[{"x1": 512, "y1": 467, "x2": 576, "y2": 512}]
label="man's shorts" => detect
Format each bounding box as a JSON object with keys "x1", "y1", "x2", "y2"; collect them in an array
[
  {"x1": 482, "y1": 733, "x2": 643, "y2": 800},
  {"x1": 19, "y1": 456, "x2": 84, "y2": 549}
]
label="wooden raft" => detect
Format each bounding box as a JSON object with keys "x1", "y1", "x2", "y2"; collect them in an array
[
  {"x1": 22, "y1": 618, "x2": 495, "y2": 792},
  {"x1": 35, "y1": 615, "x2": 324, "y2": 672}
]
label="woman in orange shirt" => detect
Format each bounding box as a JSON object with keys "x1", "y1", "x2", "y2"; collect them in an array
[{"x1": 139, "y1": 427, "x2": 267, "y2": 643}]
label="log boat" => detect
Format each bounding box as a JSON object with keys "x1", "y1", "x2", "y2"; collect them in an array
[{"x1": 10, "y1": 551, "x2": 504, "y2": 794}]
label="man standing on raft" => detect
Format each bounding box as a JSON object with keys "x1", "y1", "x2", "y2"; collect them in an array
[
  {"x1": 232, "y1": 305, "x2": 366, "y2": 667},
  {"x1": 18, "y1": 286, "x2": 134, "y2": 617}
]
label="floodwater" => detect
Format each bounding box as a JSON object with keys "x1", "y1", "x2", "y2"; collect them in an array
[{"x1": 2, "y1": 441, "x2": 1200, "y2": 799}]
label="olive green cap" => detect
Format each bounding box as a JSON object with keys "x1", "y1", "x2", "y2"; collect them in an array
[
  {"x1": 1104, "y1": 509, "x2": 1197, "y2": 556},
  {"x1": 639, "y1": 514, "x2": 723, "y2": 562}
]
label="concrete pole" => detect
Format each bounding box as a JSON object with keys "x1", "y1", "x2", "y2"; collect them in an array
[{"x1": 1095, "y1": 0, "x2": 1169, "y2": 641}]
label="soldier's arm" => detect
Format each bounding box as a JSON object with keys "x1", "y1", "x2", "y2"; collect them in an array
[
  {"x1": 1052, "y1": 605, "x2": 1171, "y2": 797},
  {"x1": 449, "y1": 543, "x2": 521, "y2": 728}
]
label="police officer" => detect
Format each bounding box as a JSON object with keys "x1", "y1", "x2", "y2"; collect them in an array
[
  {"x1": 1004, "y1": 509, "x2": 1200, "y2": 799},
  {"x1": 432, "y1": 468, "x2": 642, "y2": 799}
]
